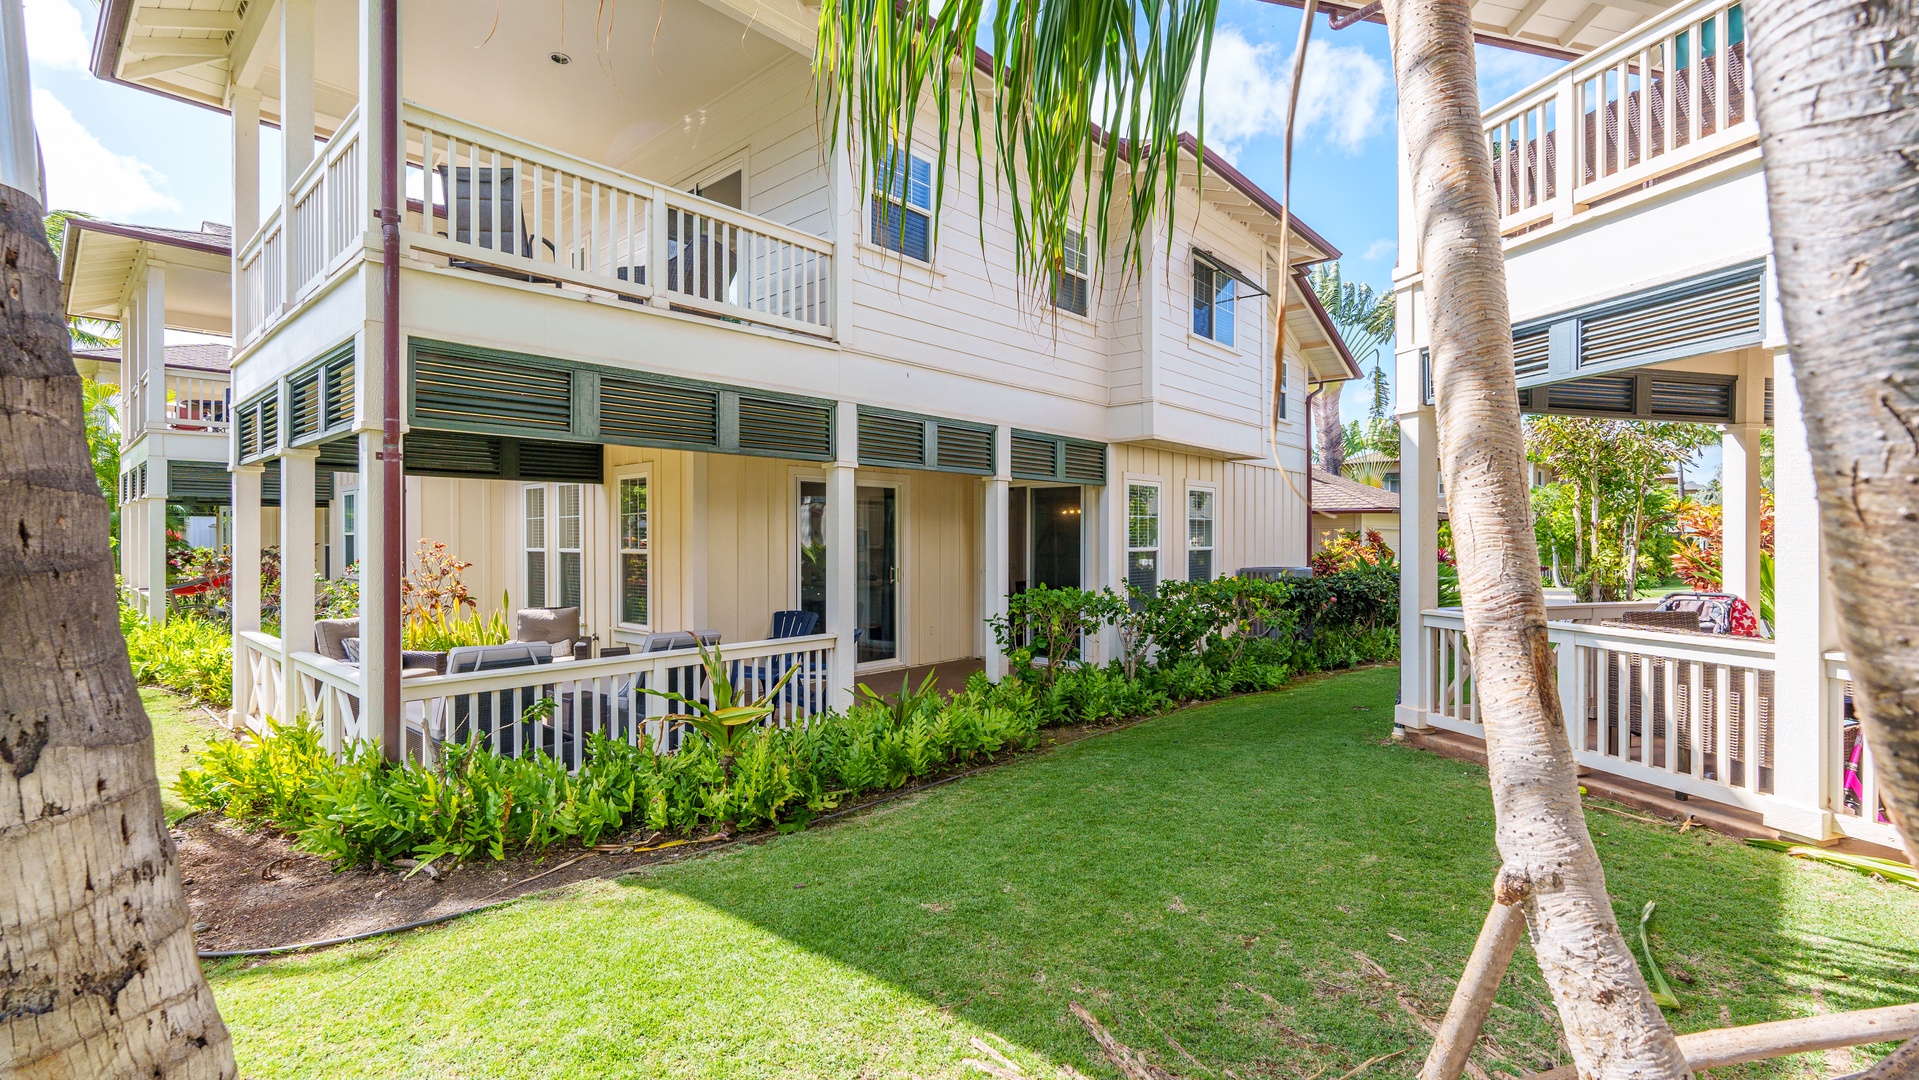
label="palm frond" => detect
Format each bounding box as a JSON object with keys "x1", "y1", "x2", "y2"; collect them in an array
[{"x1": 815, "y1": 0, "x2": 1221, "y2": 298}]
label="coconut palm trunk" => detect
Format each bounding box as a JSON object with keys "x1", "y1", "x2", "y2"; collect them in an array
[
  {"x1": 0, "y1": 184, "x2": 236, "y2": 1076},
  {"x1": 1745, "y1": 0, "x2": 1919, "y2": 861},
  {"x1": 1316, "y1": 386, "x2": 1347, "y2": 475},
  {"x1": 1376, "y1": 0, "x2": 1690, "y2": 1075}
]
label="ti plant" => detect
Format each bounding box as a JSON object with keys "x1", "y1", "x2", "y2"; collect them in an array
[
  {"x1": 643, "y1": 643, "x2": 801, "y2": 785},
  {"x1": 854, "y1": 671, "x2": 940, "y2": 725}
]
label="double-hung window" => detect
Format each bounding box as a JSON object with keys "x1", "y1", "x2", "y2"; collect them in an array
[
  {"x1": 341, "y1": 491, "x2": 358, "y2": 572},
  {"x1": 618, "y1": 476, "x2": 649, "y2": 626},
  {"x1": 1053, "y1": 229, "x2": 1090, "y2": 316},
  {"x1": 523, "y1": 486, "x2": 548, "y2": 608},
  {"x1": 1187, "y1": 488, "x2": 1216, "y2": 581},
  {"x1": 556, "y1": 483, "x2": 583, "y2": 609},
  {"x1": 872, "y1": 147, "x2": 933, "y2": 262},
  {"x1": 1126, "y1": 482, "x2": 1161, "y2": 602},
  {"x1": 1193, "y1": 256, "x2": 1237, "y2": 346}
]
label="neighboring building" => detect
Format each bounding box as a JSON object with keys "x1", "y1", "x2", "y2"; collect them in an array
[
  {"x1": 60, "y1": 218, "x2": 235, "y2": 623},
  {"x1": 1341, "y1": 449, "x2": 1399, "y2": 492},
  {"x1": 1310, "y1": 471, "x2": 1400, "y2": 555},
  {"x1": 1390, "y1": 0, "x2": 1900, "y2": 851},
  {"x1": 85, "y1": 0, "x2": 1357, "y2": 745}
]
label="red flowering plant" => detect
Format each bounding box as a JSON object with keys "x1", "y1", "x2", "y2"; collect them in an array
[{"x1": 1312, "y1": 529, "x2": 1397, "y2": 576}]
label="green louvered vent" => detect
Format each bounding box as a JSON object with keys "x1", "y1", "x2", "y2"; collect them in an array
[
  {"x1": 1579, "y1": 272, "x2": 1764, "y2": 369},
  {"x1": 258, "y1": 396, "x2": 280, "y2": 451},
  {"x1": 737, "y1": 395, "x2": 833, "y2": 460},
  {"x1": 1764, "y1": 378, "x2": 1774, "y2": 426},
  {"x1": 1649, "y1": 378, "x2": 1734, "y2": 421},
  {"x1": 859, "y1": 411, "x2": 926, "y2": 468},
  {"x1": 1513, "y1": 329, "x2": 1551, "y2": 382},
  {"x1": 413, "y1": 351, "x2": 572, "y2": 432},
  {"x1": 324, "y1": 350, "x2": 355, "y2": 429},
  {"x1": 237, "y1": 406, "x2": 261, "y2": 460},
  {"x1": 317, "y1": 437, "x2": 359, "y2": 471},
  {"x1": 168, "y1": 461, "x2": 231, "y2": 504},
  {"x1": 405, "y1": 430, "x2": 504, "y2": 476},
  {"x1": 1010, "y1": 433, "x2": 1057, "y2": 480},
  {"x1": 600, "y1": 377, "x2": 720, "y2": 448},
  {"x1": 933, "y1": 423, "x2": 993, "y2": 474},
  {"x1": 517, "y1": 441, "x2": 604, "y2": 484},
  {"x1": 260, "y1": 460, "x2": 334, "y2": 508},
  {"x1": 287, "y1": 371, "x2": 322, "y2": 440},
  {"x1": 1547, "y1": 375, "x2": 1636, "y2": 414},
  {"x1": 1062, "y1": 442, "x2": 1107, "y2": 484}
]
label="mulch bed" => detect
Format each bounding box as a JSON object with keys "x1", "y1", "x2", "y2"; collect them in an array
[{"x1": 176, "y1": 717, "x2": 1139, "y2": 955}]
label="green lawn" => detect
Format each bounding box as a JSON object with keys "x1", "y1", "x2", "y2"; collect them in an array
[
  {"x1": 205, "y1": 667, "x2": 1919, "y2": 1079},
  {"x1": 146, "y1": 686, "x2": 224, "y2": 821}
]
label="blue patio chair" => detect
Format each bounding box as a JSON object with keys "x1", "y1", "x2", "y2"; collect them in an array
[{"x1": 770, "y1": 609, "x2": 821, "y2": 639}]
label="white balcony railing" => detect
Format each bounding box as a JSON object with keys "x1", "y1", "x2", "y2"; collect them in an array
[
  {"x1": 1484, "y1": 0, "x2": 1755, "y2": 236},
  {"x1": 1823, "y1": 652, "x2": 1902, "y2": 849},
  {"x1": 246, "y1": 633, "x2": 840, "y2": 769},
  {"x1": 236, "y1": 111, "x2": 366, "y2": 346},
  {"x1": 235, "y1": 207, "x2": 283, "y2": 345},
  {"x1": 402, "y1": 103, "x2": 835, "y2": 337},
  {"x1": 162, "y1": 372, "x2": 231, "y2": 434}
]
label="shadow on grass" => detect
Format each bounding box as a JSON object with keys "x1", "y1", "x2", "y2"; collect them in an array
[{"x1": 632, "y1": 666, "x2": 1916, "y2": 1078}]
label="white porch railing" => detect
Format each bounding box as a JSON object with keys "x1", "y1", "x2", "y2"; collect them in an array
[
  {"x1": 1421, "y1": 609, "x2": 1784, "y2": 810},
  {"x1": 1484, "y1": 0, "x2": 1754, "y2": 235},
  {"x1": 234, "y1": 631, "x2": 286, "y2": 736},
  {"x1": 1824, "y1": 652, "x2": 1903, "y2": 849},
  {"x1": 163, "y1": 372, "x2": 231, "y2": 434},
  {"x1": 291, "y1": 651, "x2": 373, "y2": 756},
  {"x1": 235, "y1": 207, "x2": 283, "y2": 345},
  {"x1": 401, "y1": 103, "x2": 835, "y2": 338},
  {"x1": 287, "y1": 106, "x2": 364, "y2": 302}
]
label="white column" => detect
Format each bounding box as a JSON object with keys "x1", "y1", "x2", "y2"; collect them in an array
[
  {"x1": 279, "y1": 449, "x2": 318, "y2": 717},
  {"x1": 1721, "y1": 351, "x2": 1769, "y2": 602},
  {"x1": 1764, "y1": 353, "x2": 1835, "y2": 841},
  {"x1": 142, "y1": 264, "x2": 167, "y2": 428},
  {"x1": 356, "y1": 0, "x2": 390, "y2": 250},
  {"x1": 683, "y1": 454, "x2": 709, "y2": 632},
  {"x1": 356, "y1": 427, "x2": 395, "y2": 751},
  {"x1": 231, "y1": 87, "x2": 261, "y2": 246},
  {"x1": 1396, "y1": 340, "x2": 1439, "y2": 730},
  {"x1": 824, "y1": 401, "x2": 859, "y2": 703},
  {"x1": 143, "y1": 463, "x2": 168, "y2": 625},
  {"x1": 0, "y1": 0, "x2": 40, "y2": 200},
  {"x1": 231, "y1": 464, "x2": 265, "y2": 722},
  {"x1": 981, "y1": 426, "x2": 1012, "y2": 679},
  {"x1": 280, "y1": 0, "x2": 316, "y2": 303}
]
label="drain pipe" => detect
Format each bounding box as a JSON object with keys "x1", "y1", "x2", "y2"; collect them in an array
[
  {"x1": 1305, "y1": 382, "x2": 1320, "y2": 565},
  {"x1": 377, "y1": 0, "x2": 404, "y2": 757}
]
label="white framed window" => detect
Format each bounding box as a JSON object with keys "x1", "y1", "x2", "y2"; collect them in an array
[
  {"x1": 523, "y1": 485, "x2": 548, "y2": 608},
  {"x1": 1053, "y1": 229, "x2": 1090, "y2": 316},
  {"x1": 1126, "y1": 481, "x2": 1161, "y2": 601},
  {"x1": 872, "y1": 146, "x2": 933, "y2": 262},
  {"x1": 1187, "y1": 486, "x2": 1216, "y2": 581},
  {"x1": 1193, "y1": 256, "x2": 1237, "y2": 346},
  {"x1": 556, "y1": 483, "x2": 583, "y2": 610},
  {"x1": 341, "y1": 491, "x2": 358, "y2": 572},
  {"x1": 617, "y1": 474, "x2": 650, "y2": 627},
  {"x1": 1278, "y1": 356, "x2": 1289, "y2": 419}
]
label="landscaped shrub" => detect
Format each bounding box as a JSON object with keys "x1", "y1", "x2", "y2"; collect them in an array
[{"x1": 121, "y1": 603, "x2": 235, "y2": 707}]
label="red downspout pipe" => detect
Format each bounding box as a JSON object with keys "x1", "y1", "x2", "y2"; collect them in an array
[
  {"x1": 1305, "y1": 383, "x2": 1320, "y2": 566},
  {"x1": 378, "y1": 0, "x2": 404, "y2": 758}
]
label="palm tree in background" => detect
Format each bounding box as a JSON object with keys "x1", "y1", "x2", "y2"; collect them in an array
[
  {"x1": 1308, "y1": 261, "x2": 1394, "y2": 475},
  {"x1": 44, "y1": 209, "x2": 121, "y2": 349},
  {"x1": 813, "y1": 0, "x2": 1693, "y2": 1073}
]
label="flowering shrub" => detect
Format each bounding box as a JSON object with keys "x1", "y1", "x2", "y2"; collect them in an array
[{"x1": 1311, "y1": 528, "x2": 1396, "y2": 576}]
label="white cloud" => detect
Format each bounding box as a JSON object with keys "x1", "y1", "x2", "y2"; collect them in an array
[
  {"x1": 1191, "y1": 30, "x2": 1390, "y2": 160},
  {"x1": 1362, "y1": 237, "x2": 1397, "y2": 262},
  {"x1": 33, "y1": 90, "x2": 179, "y2": 218},
  {"x1": 23, "y1": 0, "x2": 93, "y2": 71},
  {"x1": 1475, "y1": 45, "x2": 1565, "y2": 109}
]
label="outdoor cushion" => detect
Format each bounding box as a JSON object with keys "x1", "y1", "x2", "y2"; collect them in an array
[
  {"x1": 515, "y1": 606, "x2": 580, "y2": 645},
  {"x1": 314, "y1": 618, "x2": 360, "y2": 662}
]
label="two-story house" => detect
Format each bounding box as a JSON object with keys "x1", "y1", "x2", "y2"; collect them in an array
[
  {"x1": 1385, "y1": 0, "x2": 1901, "y2": 852},
  {"x1": 86, "y1": 0, "x2": 1358, "y2": 756}
]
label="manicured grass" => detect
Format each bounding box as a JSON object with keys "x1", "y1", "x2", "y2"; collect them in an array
[
  {"x1": 146, "y1": 686, "x2": 225, "y2": 821},
  {"x1": 205, "y1": 667, "x2": 1919, "y2": 1079}
]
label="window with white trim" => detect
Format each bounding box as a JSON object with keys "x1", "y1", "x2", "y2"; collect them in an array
[
  {"x1": 556, "y1": 483, "x2": 583, "y2": 610},
  {"x1": 523, "y1": 485, "x2": 548, "y2": 608},
  {"x1": 618, "y1": 475, "x2": 649, "y2": 626},
  {"x1": 1053, "y1": 229, "x2": 1090, "y2": 316},
  {"x1": 1126, "y1": 482, "x2": 1160, "y2": 601},
  {"x1": 341, "y1": 491, "x2": 358, "y2": 571},
  {"x1": 1193, "y1": 256, "x2": 1236, "y2": 346},
  {"x1": 1187, "y1": 487, "x2": 1215, "y2": 581},
  {"x1": 1278, "y1": 356, "x2": 1288, "y2": 419},
  {"x1": 872, "y1": 147, "x2": 933, "y2": 262}
]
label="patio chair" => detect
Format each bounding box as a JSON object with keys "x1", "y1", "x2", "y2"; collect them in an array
[
  {"x1": 439, "y1": 643, "x2": 571, "y2": 763},
  {"x1": 770, "y1": 609, "x2": 821, "y2": 638},
  {"x1": 513, "y1": 605, "x2": 581, "y2": 659},
  {"x1": 314, "y1": 618, "x2": 359, "y2": 662},
  {"x1": 433, "y1": 165, "x2": 558, "y2": 282}
]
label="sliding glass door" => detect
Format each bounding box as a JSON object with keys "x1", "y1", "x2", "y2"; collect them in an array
[{"x1": 794, "y1": 481, "x2": 899, "y2": 664}]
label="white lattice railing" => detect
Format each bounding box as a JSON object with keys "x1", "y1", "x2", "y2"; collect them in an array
[
  {"x1": 401, "y1": 103, "x2": 834, "y2": 337},
  {"x1": 1824, "y1": 652, "x2": 1903, "y2": 849},
  {"x1": 1421, "y1": 610, "x2": 1785, "y2": 813},
  {"x1": 290, "y1": 651, "x2": 372, "y2": 756},
  {"x1": 1484, "y1": 0, "x2": 1754, "y2": 235},
  {"x1": 234, "y1": 630, "x2": 287, "y2": 735},
  {"x1": 287, "y1": 106, "x2": 364, "y2": 302}
]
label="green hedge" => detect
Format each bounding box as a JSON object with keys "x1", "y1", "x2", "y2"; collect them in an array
[{"x1": 122, "y1": 604, "x2": 235, "y2": 707}]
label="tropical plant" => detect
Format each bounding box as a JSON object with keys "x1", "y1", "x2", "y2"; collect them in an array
[
  {"x1": 400, "y1": 602, "x2": 511, "y2": 652},
  {"x1": 643, "y1": 643, "x2": 801, "y2": 788},
  {"x1": 43, "y1": 209, "x2": 121, "y2": 348},
  {"x1": 402, "y1": 538, "x2": 476, "y2": 619},
  {"x1": 853, "y1": 670, "x2": 942, "y2": 725},
  {"x1": 990, "y1": 585, "x2": 1123, "y2": 685},
  {"x1": 1311, "y1": 528, "x2": 1395, "y2": 576},
  {"x1": 1310, "y1": 262, "x2": 1396, "y2": 475}
]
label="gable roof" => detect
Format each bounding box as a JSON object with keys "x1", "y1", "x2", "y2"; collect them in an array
[
  {"x1": 1310, "y1": 469, "x2": 1400, "y2": 513},
  {"x1": 75, "y1": 342, "x2": 232, "y2": 373}
]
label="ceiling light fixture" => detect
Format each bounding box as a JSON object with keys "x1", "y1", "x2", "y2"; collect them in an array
[{"x1": 550, "y1": 52, "x2": 571, "y2": 65}]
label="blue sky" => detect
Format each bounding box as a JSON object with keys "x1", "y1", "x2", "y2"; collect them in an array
[{"x1": 22, "y1": 0, "x2": 1565, "y2": 429}]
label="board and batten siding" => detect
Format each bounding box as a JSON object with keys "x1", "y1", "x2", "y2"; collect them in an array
[{"x1": 1111, "y1": 445, "x2": 1310, "y2": 576}]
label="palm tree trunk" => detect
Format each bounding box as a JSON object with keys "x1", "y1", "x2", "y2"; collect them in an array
[
  {"x1": 0, "y1": 184, "x2": 235, "y2": 1076},
  {"x1": 1746, "y1": 0, "x2": 1918, "y2": 857},
  {"x1": 1316, "y1": 384, "x2": 1347, "y2": 476},
  {"x1": 1376, "y1": 1, "x2": 1691, "y2": 1075}
]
